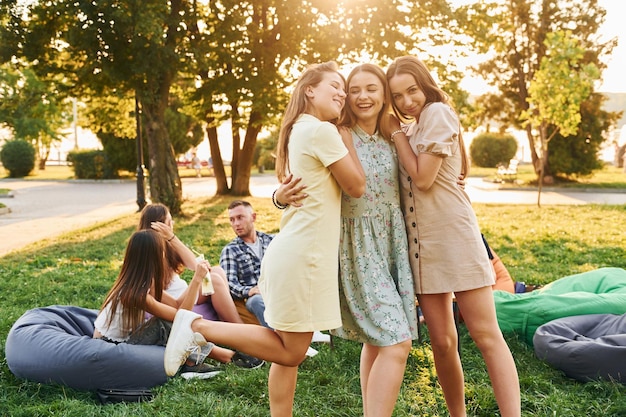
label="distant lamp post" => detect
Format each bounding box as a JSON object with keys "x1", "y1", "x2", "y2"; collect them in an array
[
  {"x1": 72, "y1": 97, "x2": 78, "y2": 150},
  {"x1": 135, "y1": 95, "x2": 147, "y2": 211}
]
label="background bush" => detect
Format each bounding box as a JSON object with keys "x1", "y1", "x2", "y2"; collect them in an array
[
  {"x1": 98, "y1": 132, "x2": 141, "y2": 173},
  {"x1": 0, "y1": 139, "x2": 36, "y2": 177},
  {"x1": 470, "y1": 132, "x2": 518, "y2": 168},
  {"x1": 67, "y1": 149, "x2": 116, "y2": 179}
]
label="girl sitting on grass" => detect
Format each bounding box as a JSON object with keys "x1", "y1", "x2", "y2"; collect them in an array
[{"x1": 93, "y1": 229, "x2": 211, "y2": 354}]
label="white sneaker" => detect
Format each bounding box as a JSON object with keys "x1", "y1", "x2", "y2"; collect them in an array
[
  {"x1": 312, "y1": 331, "x2": 331, "y2": 344},
  {"x1": 164, "y1": 310, "x2": 206, "y2": 376},
  {"x1": 305, "y1": 346, "x2": 318, "y2": 357}
]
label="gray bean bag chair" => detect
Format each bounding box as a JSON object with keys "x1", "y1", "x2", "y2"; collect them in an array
[
  {"x1": 5, "y1": 305, "x2": 169, "y2": 391},
  {"x1": 533, "y1": 313, "x2": 626, "y2": 383}
]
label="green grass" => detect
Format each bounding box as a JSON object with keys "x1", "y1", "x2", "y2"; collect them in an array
[
  {"x1": 1, "y1": 197, "x2": 625, "y2": 416},
  {"x1": 472, "y1": 163, "x2": 626, "y2": 189}
]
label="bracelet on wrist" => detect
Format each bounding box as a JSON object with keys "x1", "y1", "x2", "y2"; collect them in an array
[
  {"x1": 167, "y1": 234, "x2": 176, "y2": 242},
  {"x1": 390, "y1": 129, "x2": 404, "y2": 142},
  {"x1": 272, "y1": 189, "x2": 288, "y2": 210}
]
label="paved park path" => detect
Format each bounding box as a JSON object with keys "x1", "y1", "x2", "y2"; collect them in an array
[{"x1": 1, "y1": 175, "x2": 624, "y2": 257}]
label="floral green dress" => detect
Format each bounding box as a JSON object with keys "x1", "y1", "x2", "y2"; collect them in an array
[{"x1": 331, "y1": 126, "x2": 418, "y2": 346}]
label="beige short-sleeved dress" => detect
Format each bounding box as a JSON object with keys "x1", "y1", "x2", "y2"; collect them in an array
[
  {"x1": 259, "y1": 114, "x2": 348, "y2": 332},
  {"x1": 399, "y1": 103, "x2": 494, "y2": 294}
]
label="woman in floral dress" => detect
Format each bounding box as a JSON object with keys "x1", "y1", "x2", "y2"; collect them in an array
[{"x1": 332, "y1": 63, "x2": 418, "y2": 417}]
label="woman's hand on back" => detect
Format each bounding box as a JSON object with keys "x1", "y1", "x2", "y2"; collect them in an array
[{"x1": 275, "y1": 174, "x2": 309, "y2": 207}]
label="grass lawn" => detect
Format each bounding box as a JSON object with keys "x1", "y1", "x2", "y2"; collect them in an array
[
  {"x1": 0, "y1": 197, "x2": 625, "y2": 416},
  {"x1": 471, "y1": 163, "x2": 626, "y2": 189}
]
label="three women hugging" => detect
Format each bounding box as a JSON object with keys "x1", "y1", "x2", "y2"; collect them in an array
[
  {"x1": 94, "y1": 55, "x2": 521, "y2": 417},
  {"x1": 270, "y1": 56, "x2": 521, "y2": 417}
]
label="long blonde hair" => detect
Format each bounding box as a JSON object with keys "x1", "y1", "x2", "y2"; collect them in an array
[
  {"x1": 338, "y1": 63, "x2": 393, "y2": 142},
  {"x1": 387, "y1": 56, "x2": 469, "y2": 176},
  {"x1": 275, "y1": 61, "x2": 344, "y2": 181}
]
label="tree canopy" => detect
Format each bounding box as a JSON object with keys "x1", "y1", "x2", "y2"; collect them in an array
[
  {"x1": 0, "y1": 62, "x2": 68, "y2": 168},
  {"x1": 457, "y1": 0, "x2": 620, "y2": 179},
  {"x1": 1, "y1": 0, "x2": 621, "y2": 208},
  {"x1": 521, "y1": 30, "x2": 600, "y2": 205},
  {"x1": 2, "y1": 0, "x2": 462, "y2": 210}
]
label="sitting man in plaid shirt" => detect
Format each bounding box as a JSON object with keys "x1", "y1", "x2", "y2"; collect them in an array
[{"x1": 220, "y1": 200, "x2": 274, "y2": 327}]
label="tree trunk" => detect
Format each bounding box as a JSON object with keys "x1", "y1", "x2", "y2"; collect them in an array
[
  {"x1": 37, "y1": 142, "x2": 50, "y2": 170},
  {"x1": 536, "y1": 156, "x2": 543, "y2": 208},
  {"x1": 536, "y1": 128, "x2": 550, "y2": 208},
  {"x1": 37, "y1": 156, "x2": 47, "y2": 170},
  {"x1": 525, "y1": 124, "x2": 539, "y2": 175},
  {"x1": 206, "y1": 124, "x2": 229, "y2": 195},
  {"x1": 142, "y1": 101, "x2": 183, "y2": 215},
  {"x1": 231, "y1": 111, "x2": 263, "y2": 195}
]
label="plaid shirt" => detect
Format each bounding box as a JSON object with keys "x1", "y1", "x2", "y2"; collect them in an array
[{"x1": 219, "y1": 231, "x2": 274, "y2": 299}]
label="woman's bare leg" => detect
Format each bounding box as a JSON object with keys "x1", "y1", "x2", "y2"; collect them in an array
[
  {"x1": 456, "y1": 288, "x2": 520, "y2": 417},
  {"x1": 361, "y1": 341, "x2": 411, "y2": 417},
  {"x1": 195, "y1": 267, "x2": 244, "y2": 324},
  {"x1": 191, "y1": 317, "x2": 311, "y2": 366},
  {"x1": 207, "y1": 345, "x2": 235, "y2": 363},
  {"x1": 420, "y1": 293, "x2": 466, "y2": 417},
  {"x1": 269, "y1": 364, "x2": 298, "y2": 417},
  {"x1": 268, "y1": 330, "x2": 311, "y2": 416}
]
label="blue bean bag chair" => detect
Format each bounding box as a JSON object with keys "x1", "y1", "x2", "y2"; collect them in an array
[
  {"x1": 493, "y1": 268, "x2": 626, "y2": 345},
  {"x1": 5, "y1": 305, "x2": 169, "y2": 391},
  {"x1": 533, "y1": 313, "x2": 626, "y2": 383}
]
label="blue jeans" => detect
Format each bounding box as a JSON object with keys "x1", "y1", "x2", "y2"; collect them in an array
[{"x1": 246, "y1": 295, "x2": 270, "y2": 329}]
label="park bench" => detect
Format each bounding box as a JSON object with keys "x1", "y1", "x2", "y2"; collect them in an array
[{"x1": 497, "y1": 159, "x2": 519, "y2": 183}]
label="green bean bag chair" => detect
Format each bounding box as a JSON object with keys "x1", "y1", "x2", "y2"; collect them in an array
[{"x1": 493, "y1": 267, "x2": 626, "y2": 346}]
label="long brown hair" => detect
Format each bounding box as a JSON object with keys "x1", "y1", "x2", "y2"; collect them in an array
[
  {"x1": 138, "y1": 203, "x2": 184, "y2": 275},
  {"x1": 275, "y1": 61, "x2": 344, "y2": 181},
  {"x1": 338, "y1": 63, "x2": 393, "y2": 142},
  {"x1": 386, "y1": 56, "x2": 469, "y2": 177},
  {"x1": 100, "y1": 229, "x2": 168, "y2": 335}
]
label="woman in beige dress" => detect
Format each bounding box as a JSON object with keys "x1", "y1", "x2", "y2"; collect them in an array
[{"x1": 386, "y1": 56, "x2": 521, "y2": 417}]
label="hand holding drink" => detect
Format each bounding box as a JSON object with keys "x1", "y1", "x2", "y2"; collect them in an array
[{"x1": 195, "y1": 254, "x2": 215, "y2": 296}]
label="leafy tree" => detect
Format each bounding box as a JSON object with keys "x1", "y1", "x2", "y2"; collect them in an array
[
  {"x1": 521, "y1": 30, "x2": 600, "y2": 206},
  {"x1": 82, "y1": 88, "x2": 202, "y2": 167},
  {"x1": 189, "y1": 0, "x2": 458, "y2": 195},
  {"x1": 457, "y1": 0, "x2": 620, "y2": 179},
  {"x1": 165, "y1": 93, "x2": 204, "y2": 157},
  {"x1": 0, "y1": 63, "x2": 68, "y2": 169},
  {"x1": 549, "y1": 93, "x2": 614, "y2": 177},
  {"x1": 0, "y1": 0, "x2": 201, "y2": 214},
  {"x1": 80, "y1": 90, "x2": 137, "y2": 140},
  {"x1": 1, "y1": 0, "x2": 464, "y2": 201}
]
